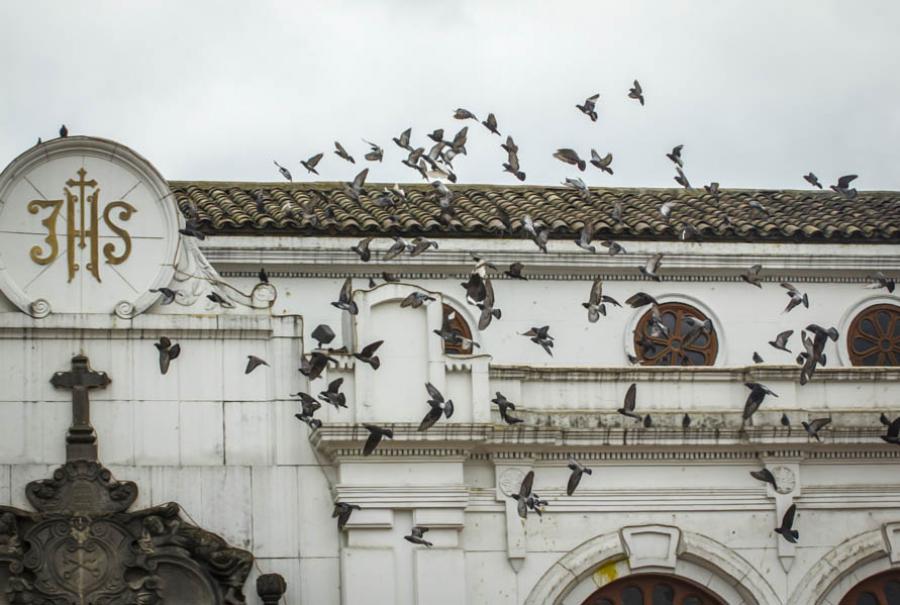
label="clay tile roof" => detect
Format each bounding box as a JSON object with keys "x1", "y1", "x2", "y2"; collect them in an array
[{"x1": 169, "y1": 181, "x2": 900, "y2": 243}]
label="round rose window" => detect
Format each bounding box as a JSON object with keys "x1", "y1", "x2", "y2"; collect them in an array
[
  {"x1": 633, "y1": 302, "x2": 718, "y2": 366},
  {"x1": 847, "y1": 304, "x2": 900, "y2": 366}
]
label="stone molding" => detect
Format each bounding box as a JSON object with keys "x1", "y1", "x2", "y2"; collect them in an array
[
  {"x1": 201, "y1": 236, "x2": 900, "y2": 278},
  {"x1": 620, "y1": 525, "x2": 680, "y2": 570},
  {"x1": 489, "y1": 364, "x2": 900, "y2": 383},
  {"x1": 311, "y1": 423, "x2": 897, "y2": 462},
  {"x1": 0, "y1": 311, "x2": 300, "y2": 340},
  {"x1": 789, "y1": 525, "x2": 900, "y2": 604},
  {"x1": 524, "y1": 526, "x2": 780, "y2": 605}
]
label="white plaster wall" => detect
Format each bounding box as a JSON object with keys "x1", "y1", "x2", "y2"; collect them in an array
[
  {"x1": 1, "y1": 233, "x2": 899, "y2": 604},
  {"x1": 245, "y1": 275, "x2": 897, "y2": 370},
  {"x1": 0, "y1": 312, "x2": 343, "y2": 605}
]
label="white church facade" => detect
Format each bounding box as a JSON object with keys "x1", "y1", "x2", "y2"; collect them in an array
[{"x1": 0, "y1": 136, "x2": 899, "y2": 604}]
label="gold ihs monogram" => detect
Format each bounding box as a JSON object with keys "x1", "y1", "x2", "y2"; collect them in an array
[{"x1": 28, "y1": 168, "x2": 136, "y2": 282}]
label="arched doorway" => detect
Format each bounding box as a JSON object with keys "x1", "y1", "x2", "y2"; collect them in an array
[
  {"x1": 839, "y1": 569, "x2": 900, "y2": 605},
  {"x1": 580, "y1": 574, "x2": 725, "y2": 605}
]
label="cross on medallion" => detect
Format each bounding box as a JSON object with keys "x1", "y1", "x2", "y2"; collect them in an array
[{"x1": 50, "y1": 355, "x2": 111, "y2": 461}]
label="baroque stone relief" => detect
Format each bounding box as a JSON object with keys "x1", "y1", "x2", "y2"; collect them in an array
[{"x1": 0, "y1": 461, "x2": 253, "y2": 605}]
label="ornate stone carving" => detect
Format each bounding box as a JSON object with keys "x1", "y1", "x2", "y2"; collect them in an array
[
  {"x1": 0, "y1": 462, "x2": 255, "y2": 604},
  {"x1": 498, "y1": 468, "x2": 527, "y2": 497},
  {"x1": 770, "y1": 465, "x2": 796, "y2": 494},
  {"x1": 0, "y1": 355, "x2": 260, "y2": 604}
]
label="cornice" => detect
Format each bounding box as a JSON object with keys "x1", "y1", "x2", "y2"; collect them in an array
[
  {"x1": 489, "y1": 365, "x2": 900, "y2": 383},
  {"x1": 200, "y1": 236, "x2": 900, "y2": 281},
  {"x1": 311, "y1": 423, "x2": 898, "y2": 462},
  {"x1": 0, "y1": 311, "x2": 296, "y2": 338}
]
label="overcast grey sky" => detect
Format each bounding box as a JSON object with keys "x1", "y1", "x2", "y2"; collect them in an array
[{"x1": 2, "y1": 1, "x2": 899, "y2": 190}]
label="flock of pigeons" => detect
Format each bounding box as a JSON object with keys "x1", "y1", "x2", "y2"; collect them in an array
[{"x1": 134, "y1": 83, "x2": 894, "y2": 548}]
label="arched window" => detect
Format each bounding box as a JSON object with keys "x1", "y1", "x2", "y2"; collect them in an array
[
  {"x1": 442, "y1": 303, "x2": 474, "y2": 354},
  {"x1": 847, "y1": 304, "x2": 900, "y2": 366},
  {"x1": 633, "y1": 302, "x2": 718, "y2": 366},
  {"x1": 581, "y1": 574, "x2": 725, "y2": 605},
  {"x1": 839, "y1": 569, "x2": 900, "y2": 605}
]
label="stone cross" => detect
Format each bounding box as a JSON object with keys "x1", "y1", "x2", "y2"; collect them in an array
[{"x1": 50, "y1": 354, "x2": 110, "y2": 461}]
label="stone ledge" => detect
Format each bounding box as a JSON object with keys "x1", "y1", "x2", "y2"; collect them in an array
[
  {"x1": 310, "y1": 422, "x2": 897, "y2": 460},
  {"x1": 490, "y1": 364, "x2": 900, "y2": 383}
]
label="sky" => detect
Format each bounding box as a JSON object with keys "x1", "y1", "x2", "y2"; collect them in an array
[{"x1": 2, "y1": 1, "x2": 899, "y2": 190}]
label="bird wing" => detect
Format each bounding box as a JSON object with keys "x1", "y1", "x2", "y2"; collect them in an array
[
  {"x1": 809, "y1": 417, "x2": 832, "y2": 433},
  {"x1": 836, "y1": 174, "x2": 858, "y2": 188},
  {"x1": 519, "y1": 470, "x2": 534, "y2": 498},
  {"x1": 633, "y1": 80, "x2": 642, "y2": 93},
  {"x1": 781, "y1": 282, "x2": 799, "y2": 294},
  {"x1": 888, "y1": 417, "x2": 900, "y2": 438},
  {"x1": 645, "y1": 253, "x2": 663, "y2": 274},
  {"x1": 334, "y1": 141, "x2": 348, "y2": 155},
  {"x1": 482, "y1": 278, "x2": 495, "y2": 307},
  {"x1": 580, "y1": 222, "x2": 594, "y2": 245},
  {"x1": 359, "y1": 340, "x2": 384, "y2": 358},
  {"x1": 327, "y1": 377, "x2": 344, "y2": 394},
  {"x1": 339, "y1": 277, "x2": 353, "y2": 303},
  {"x1": 245, "y1": 356, "x2": 264, "y2": 374},
  {"x1": 418, "y1": 405, "x2": 443, "y2": 431},
  {"x1": 623, "y1": 383, "x2": 637, "y2": 412},
  {"x1": 781, "y1": 504, "x2": 796, "y2": 530},
  {"x1": 588, "y1": 277, "x2": 603, "y2": 305},
  {"x1": 307, "y1": 153, "x2": 323, "y2": 167},
  {"x1": 351, "y1": 168, "x2": 369, "y2": 190},
  {"x1": 444, "y1": 400, "x2": 454, "y2": 418},
  {"x1": 517, "y1": 497, "x2": 528, "y2": 519},
  {"x1": 425, "y1": 382, "x2": 444, "y2": 402},
  {"x1": 777, "y1": 330, "x2": 793, "y2": 346},
  {"x1": 566, "y1": 469, "x2": 582, "y2": 496},
  {"x1": 363, "y1": 431, "x2": 382, "y2": 456}
]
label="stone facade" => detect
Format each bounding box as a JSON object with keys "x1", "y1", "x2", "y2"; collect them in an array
[{"x1": 0, "y1": 137, "x2": 898, "y2": 604}]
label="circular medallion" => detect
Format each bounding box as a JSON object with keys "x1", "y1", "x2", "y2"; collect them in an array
[
  {"x1": 499, "y1": 468, "x2": 527, "y2": 496},
  {"x1": 0, "y1": 136, "x2": 180, "y2": 316},
  {"x1": 770, "y1": 466, "x2": 796, "y2": 494}
]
